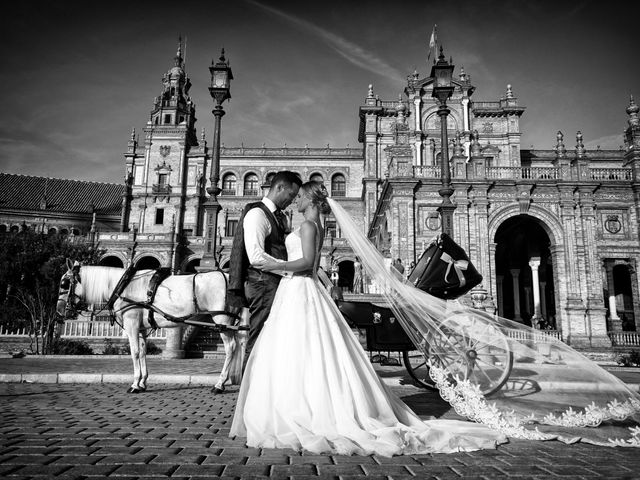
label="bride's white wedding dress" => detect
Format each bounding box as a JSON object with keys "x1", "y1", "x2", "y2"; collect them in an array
[{"x1": 230, "y1": 226, "x2": 506, "y2": 456}]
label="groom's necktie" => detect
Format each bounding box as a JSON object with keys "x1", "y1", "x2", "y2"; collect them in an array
[{"x1": 274, "y1": 209, "x2": 288, "y2": 233}]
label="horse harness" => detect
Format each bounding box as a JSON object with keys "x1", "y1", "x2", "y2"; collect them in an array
[{"x1": 101, "y1": 266, "x2": 242, "y2": 330}]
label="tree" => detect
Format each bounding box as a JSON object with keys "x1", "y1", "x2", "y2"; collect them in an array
[{"x1": 0, "y1": 230, "x2": 104, "y2": 354}]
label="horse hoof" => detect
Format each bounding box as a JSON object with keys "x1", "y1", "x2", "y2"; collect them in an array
[
  {"x1": 211, "y1": 387, "x2": 225, "y2": 395},
  {"x1": 137, "y1": 387, "x2": 146, "y2": 392},
  {"x1": 126, "y1": 387, "x2": 140, "y2": 394}
]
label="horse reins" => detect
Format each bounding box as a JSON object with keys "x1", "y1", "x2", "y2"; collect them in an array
[{"x1": 62, "y1": 267, "x2": 242, "y2": 331}]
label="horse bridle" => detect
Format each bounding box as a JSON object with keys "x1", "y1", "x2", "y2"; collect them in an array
[{"x1": 58, "y1": 268, "x2": 85, "y2": 318}]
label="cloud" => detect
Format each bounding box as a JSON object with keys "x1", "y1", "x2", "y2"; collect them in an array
[
  {"x1": 248, "y1": 1, "x2": 404, "y2": 84},
  {"x1": 584, "y1": 133, "x2": 625, "y2": 150}
]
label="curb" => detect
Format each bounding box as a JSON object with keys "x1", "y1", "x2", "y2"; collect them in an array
[
  {"x1": 3, "y1": 372, "x2": 639, "y2": 393},
  {"x1": 1, "y1": 372, "x2": 223, "y2": 385}
]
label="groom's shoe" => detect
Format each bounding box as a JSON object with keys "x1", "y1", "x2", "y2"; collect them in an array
[{"x1": 211, "y1": 386, "x2": 225, "y2": 395}]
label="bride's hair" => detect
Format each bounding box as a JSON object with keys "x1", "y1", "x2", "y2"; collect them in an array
[{"x1": 301, "y1": 181, "x2": 331, "y2": 215}]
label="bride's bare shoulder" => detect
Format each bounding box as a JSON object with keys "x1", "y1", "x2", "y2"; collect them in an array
[{"x1": 300, "y1": 220, "x2": 320, "y2": 236}]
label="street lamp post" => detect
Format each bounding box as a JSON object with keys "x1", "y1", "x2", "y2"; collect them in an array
[
  {"x1": 430, "y1": 47, "x2": 455, "y2": 237},
  {"x1": 200, "y1": 49, "x2": 233, "y2": 270}
]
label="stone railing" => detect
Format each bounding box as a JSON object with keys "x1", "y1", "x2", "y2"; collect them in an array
[
  {"x1": 221, "y1": 146, "x2": 362, "y2": 157},
  {"x1": 608, "y1": 331, "x2": 640, "y2": 347},
  {"x1": 60, "y1": 320, "x2": 167, "y2": 339},
  {"x1": 0, "y1": 321, "x2": 166, "y2": 339},
  {"x1": 589, "y1": 168, "x2": 632, "y2": 181},
  {"x1": 412, "y1": 165, "x2": 441, "y2": 178},
  {"x1": 410, "y1": 165, "x2": 632, "y2": 182},
  {"x1": 506, "y1": 329, "x2": 563, "y2": 343}
]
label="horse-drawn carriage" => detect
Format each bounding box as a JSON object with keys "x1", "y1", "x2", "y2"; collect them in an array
[
  {"x1": 57, "y1": 233, "x2": 513, "y2": 396},
  {"x1": 336, "y1": 234, "x2": 514, "y2": 396}
]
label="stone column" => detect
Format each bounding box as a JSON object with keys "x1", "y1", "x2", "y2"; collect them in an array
[
  {"x1": 496, "y1": 274, "x2": 504, "y2": 317},
  {"x1": 510, "y1": 268, "x2": 522, "y2": 322},
  {"x1": 578, "y1": 187, "x2": 610, "y2": 347},
  {"x1": 539, "y1": 280, "x2": 547, "y2": 322},
  {"x1": 162, "y1": 326, "x2": 185, "y2": 359},
  {"x1": 558, "y1": 187, "x2": 588, "y2": 346},
  {"x1": 529, "y1": 257, "x2": 542, "y2": 327}
]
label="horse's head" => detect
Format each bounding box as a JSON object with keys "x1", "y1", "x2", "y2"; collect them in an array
[{"x1": 56, "y1": 259, "x2": 85, "y2": 318}]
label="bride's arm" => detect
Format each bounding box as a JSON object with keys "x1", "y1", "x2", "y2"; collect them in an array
[{"x1": 262, "y1": 221, "x2": 317, "y2": 274}]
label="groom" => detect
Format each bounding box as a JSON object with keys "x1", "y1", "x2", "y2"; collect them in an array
[{"x1": 226, "y1": 170, "x2": 302, "y2": 371}]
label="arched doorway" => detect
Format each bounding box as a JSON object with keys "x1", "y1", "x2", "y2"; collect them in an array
[
  {"x1": 99, "y1": 256, "x2": 124, "y2": 268},
  {"x1": 613, "y1": 264, "x2": 635, "y2": 331},
  {"x1": 494, "y1": 215, "x2": 556, "y2": 329},
  {"x1": 136, "y1": 256, "x2": 161, "y2": 270}
]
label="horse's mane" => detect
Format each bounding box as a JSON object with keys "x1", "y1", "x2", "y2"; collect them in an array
[{"x1": 80, "y1": 266, "x2": 127, "y2": 304}]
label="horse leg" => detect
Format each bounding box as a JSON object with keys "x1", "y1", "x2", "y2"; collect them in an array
[
  {"x1": 137, "y1": 334, "x2": 148, "y2": 392},
  {"x1": 212, "y1": 331, "x2": 233, "y2": 394},
  {"x1": 124, "y1": 311, "x2": 143, "y2": 393}
]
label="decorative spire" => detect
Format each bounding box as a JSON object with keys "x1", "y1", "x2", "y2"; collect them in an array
[
  {"x1": 130, "y1": 128, "x2": 136, "y2": 142},
  {"x1": 627, "y1": 94, "x2": 639, "y2": 127},
  {"x1": 201, "y1": 127, "x2": 206, "y2": 143},
  {"x1": 506, "y1": 84, "x2": 513, "y2": 99},
  {"x1": 458, "y1": 66, "x2": 467, "y2": 82},
  {"x1": 396, "y1": 94, "x2": 406, "y2": 123},
  {"x1": 575, "y1": 131, "x2": 586, "y2": 158},
  {"x1": 470, "y1": 130, "x2": 482, "y2": 157},
  {"x1": 453, "y1": 131, "x2": 464, "y2": 157},
  {"x1": 367, "y1": 84, "x2": 374, "y2": 98},
  {"x1": 554, "y1": 131, "x2": 567, "y2": 157},
  {"x1": 175, "y1": 36, "x2": 184, "y2": 67}
]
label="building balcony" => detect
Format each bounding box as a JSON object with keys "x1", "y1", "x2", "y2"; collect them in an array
[
  {"x1": 152, "y1": 184, "x2": 172, "y2": 194},
  {"x1": 408, "y1": 165, "x2": 634, "y2": 183},
  {"x1": 221, "y1": 189, "x2": 236, "y2": 196},
  {"x1": 331, "y1": 190, "x2": 346, "y2": 197},
  {"x1": 243, "y1": 189, "x2": 259, "y2": 197}
]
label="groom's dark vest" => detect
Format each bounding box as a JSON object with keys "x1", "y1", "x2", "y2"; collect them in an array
[{"x1": 226, "y1": 202, "x2": 287, "y2": 309}]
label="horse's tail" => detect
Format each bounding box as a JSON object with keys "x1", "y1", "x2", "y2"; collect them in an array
[{"x1": 226, "y1": 308, "x2": 249, "y2": 384}]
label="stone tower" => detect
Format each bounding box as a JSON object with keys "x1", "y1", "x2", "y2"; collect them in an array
[{"x1": 123, "y1": 39, "x2": 209, "y2": 270}]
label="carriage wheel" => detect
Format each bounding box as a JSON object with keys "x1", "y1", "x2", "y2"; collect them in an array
[
  {"x1": 427, "y1": 312, "x2": 513, "y2": 396},
  {"x1": 402, "y1": 350, "x2": 437, "y2": 390}
]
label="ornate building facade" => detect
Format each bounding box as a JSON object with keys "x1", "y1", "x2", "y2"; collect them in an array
[
  {"x1": 2, "y1": 42, "x2": 638, "y2": 352},
  {"x1": 363, "y1": 63, "x2": 640, "y2": 349}
]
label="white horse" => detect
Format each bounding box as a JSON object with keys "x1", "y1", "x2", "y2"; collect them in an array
[{"x1": 56, "y1": 260, "x2": 247, "y2": 393}]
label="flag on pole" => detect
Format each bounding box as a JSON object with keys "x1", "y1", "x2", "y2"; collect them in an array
[{"x1": 427, "y1": 24, "x2": 437, "y2": 64}]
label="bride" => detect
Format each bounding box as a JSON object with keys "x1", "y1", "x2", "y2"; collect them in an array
[{"x1": 230, "y1": 181, "x2": 640, "y2": 455}]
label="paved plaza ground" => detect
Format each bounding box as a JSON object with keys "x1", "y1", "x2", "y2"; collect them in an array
[{"x1": 1, "y1": 356, "x2": 640, "y2": 479}]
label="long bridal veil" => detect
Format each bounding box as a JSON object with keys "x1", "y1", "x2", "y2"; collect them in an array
[{"x1": 327, "y1": 198, "x2": 640, "y2": 446}]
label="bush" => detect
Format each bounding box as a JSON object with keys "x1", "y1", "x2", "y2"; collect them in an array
[
  {"x1": 617, "y1": 351, "x2": 640, "y2": 367},
  {"x1": 120, "y1": 340, "x2": 162, "y2": 355},
  {"x1": 52, "y1": 338, "x2": 94, "y2": 355},
  {"x1": 102, "y1": 339, "x2": 121, "y2": 355}
]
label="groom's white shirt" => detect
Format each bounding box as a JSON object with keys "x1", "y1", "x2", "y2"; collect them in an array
[{"x1": 244, "y1": 197, "x2": 286, "y2": 271}]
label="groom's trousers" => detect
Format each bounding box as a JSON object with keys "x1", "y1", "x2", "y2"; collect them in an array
[{"x1": 243, "y1": 268, "x2": 281, "y2": 370}]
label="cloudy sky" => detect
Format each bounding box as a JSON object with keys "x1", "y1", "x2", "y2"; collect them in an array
[{"x1": 0, "y1": 0, "x2": 637, "y2": 183}]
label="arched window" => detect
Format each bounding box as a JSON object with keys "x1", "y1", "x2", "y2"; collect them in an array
[
  {"x1": 0, "y1": 225, "x2": 7, "y2": 233},
  {"x1": 244, "y1": 173, "x2": 259, "y2": 196},
  {"x1": 221, "y1": 173, "x2": 237, "y2": 195},
  {"x1": 331, "y1": 173, "x2": 346, "y2": 197},
  {"x1": 71, "y1": 228, "x2": 80, "y2": 236},
  {"x1": 59, "y1": 228, "x2": 69, "y2": 236},
  {"x1": 310, "y1": 173, "x2": 324, "y2": 184}
]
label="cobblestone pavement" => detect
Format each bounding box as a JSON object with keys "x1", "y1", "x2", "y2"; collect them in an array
[{"x1": 1, "y1": 381, "x2": 640, "y2": 480}]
